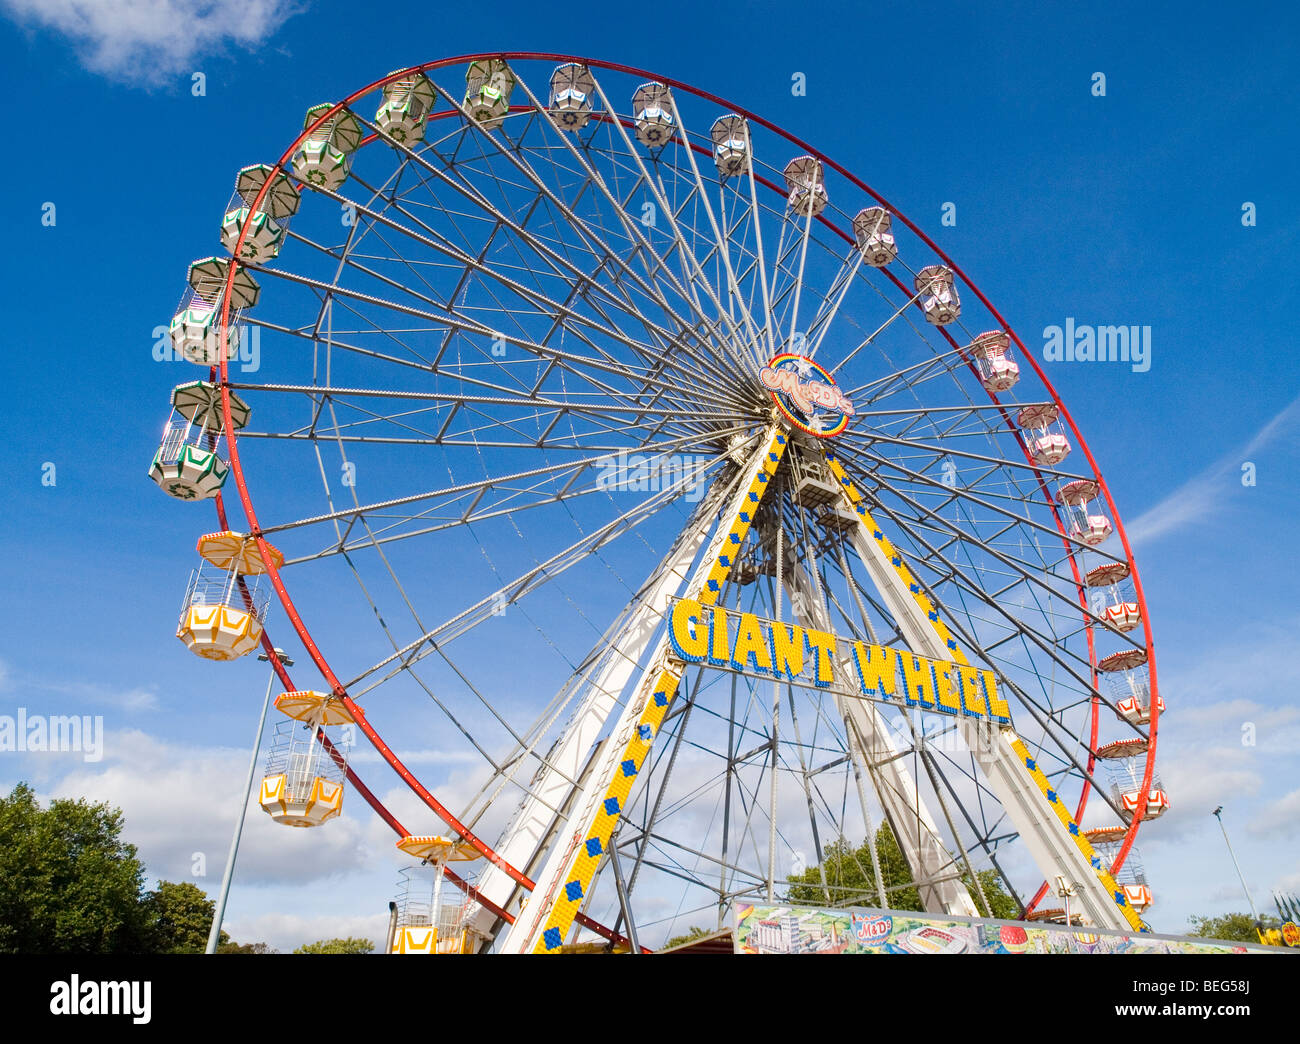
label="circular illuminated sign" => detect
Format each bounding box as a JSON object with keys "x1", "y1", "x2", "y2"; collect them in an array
[{"x1": 759, "y1": 353, "x2": 855, "y2": 438}]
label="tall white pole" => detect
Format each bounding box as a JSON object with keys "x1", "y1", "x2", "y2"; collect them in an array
[
  {"x1": 1213, "y1": 806, "x2": 1259, "y2": 921},
  {"x1": 205, "y1": 651, "x2": 291, "y2": 953},
  {"x1": 431, "y1": 858, "x2": 447, "y2": 953}
]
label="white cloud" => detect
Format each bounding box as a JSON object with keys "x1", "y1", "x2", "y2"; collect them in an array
[
  {"x1": 43, "y1": 728, "x2": 374, "y2": 886},
  {"x1": 1248, "y1": 789, "x2": 1300, "y2": 841},
  {"x1": 1125, "y1": 392, "x2": 1300, "y2": 546},
  {"x1": 1136, "y1": 617, "x2": 1300, "y2": 834},
  {"x1": 1273, "y1": 870, "x2": 1300, "y2": 894},
  {"x1": 1205, "y1": 882, "x2": 1255, "y2": 905},
  {"x1": 44, "y1": 679, "x2": 159, "y2": 713},
  {"x1": 0, "y1": 664, "x2": 161, "y2": 713},
  {"x1": 349, "y1": 747, "x2": 485, "y2": 767},
  {"x1": 1153, "y1": 760, "x2": 1261, "y2": 843},
  {"x1": 1, "y1": 0, "x2": 302, "y2": 84},
  {"x1": 221, "y1": 909, "x2": 389, "y2": 954}
]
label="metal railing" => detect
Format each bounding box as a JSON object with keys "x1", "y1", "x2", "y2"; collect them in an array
[
  {"x1": 262, "y1": 719, "x2": 346, "y2": 791},
  {"x1": 156, "y1": 416, "x2": 225, "y2": 461},
  {"x1": 1107, "y1": 668, "x2": 1151, "y2": 710},
  {"x1": 179, "y1": 569, "x2": 271, "y2": 621}
]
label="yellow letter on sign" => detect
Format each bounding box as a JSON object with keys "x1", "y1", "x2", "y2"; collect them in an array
[
  {"x1": 804, "y1": 630, "x2": 837, "y2": 688},
  {"x1": 933, "y1": 662, "x2": 961, "y2": 716},
  {"x1": 731, "y1": 612, "x2": 774, "y2": 675},
  {"x1": 852, "y1": 643, "x2": 898, "y2": 701},
  {"x1": 955, "y1": 664, "x2": 988, "y2": 718},
  {"x1": 669, "y1": 599, "x2": 707, "y2": 662},
  {"x1": 983, "y1": 670, "x2": 1011, "y2": 724},
  {"x1": 899, "y1": 653, "x2": 938, "y2": 710},
  {"x1": 769, "y1": 621, "x2": 805, "y2": 680},
  {"x1": 708, "y1": 605, "x2": 730, "y2": 666}
]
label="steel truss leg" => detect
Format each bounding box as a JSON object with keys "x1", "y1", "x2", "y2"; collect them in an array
[
  {"x1": 500, "y1": 427, "x2": 790, "y2": 953},
  {"x1": 821, "y1": 449, "x2": 1144, "y2": 931},
  {"x1": 778, "y1": 545, "x2": 980, "y2": 916},
  {"x1": 466, "y1": 483, "x2": 732, "y2": 942}
]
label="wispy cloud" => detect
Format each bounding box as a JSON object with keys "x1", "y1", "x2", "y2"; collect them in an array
[
  {"x1": 1128, "y1": 614, "x2": 1300, "y2": 930},
  {"x1": 1, "y1": 0, "x2": 302, "y2": 85},
  {"x1": 29, "y1": 728, "x2": 375, "y2": 885},
  {"x1": 1125, "y1": 393, "x2": 1300, "y2": 546},
  {"x1": 1248, "y1": 788, "x2": 1300, "y2": 841},
  {"x1": 221, "y1": 909, "x2": 388, "y2": 954},
  {"x1": 52, "y1": 680, "x2": 160, "y2": 712},
  {"x1": 3, "y1": 667, "x2": 160, "y2": 713},
  {"x1": 349, "y1": 747, "x2": 485, "y2": 767}
]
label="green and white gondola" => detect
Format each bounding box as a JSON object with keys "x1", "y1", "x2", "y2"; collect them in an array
[{"x1": 148, "y1": 380, "x2": 250, "y2": 500}]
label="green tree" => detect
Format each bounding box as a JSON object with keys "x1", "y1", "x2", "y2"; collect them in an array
[
  {"x1": 972, "y1": 869, "x2": 1020, "y2": 920},
  {"x1": 787, "y1": 820, "x2": 1019, "y2": 918},
  {"x1": 142, "y1": 880, "x2": 216, "y2": 953},
  {"x1": 218, "y1": 940, "x2": 276, "y2": 954},
  {"x1": 1187, "y1": 911, "x2": 1278, "y2": 943},
  {"x1": 662, "y1": 925, "x2": 712, "y2": 949},
  {"x1": 0, "y1": 782, "x2": 277, "y2": 955},
  {"x1": 787, "y1": 822, "x2": 920, "y2": 910},
  {"x1": 142, "y1": 881, "x2": 275, "y2": 953},
  {"x1": 0, "y1": 782, "x2": 150, "y2": 953},
  {"x1": 294, "y1": 936, "x2": 374, "y2": 954}
]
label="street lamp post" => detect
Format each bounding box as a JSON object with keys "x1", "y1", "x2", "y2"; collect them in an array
[
  {"x1": 205, "y1": 649, "x2": 293, "y2": 954},
  {"x1": 1212, "y1": 805, "x2": 1260, "y2": 922}
]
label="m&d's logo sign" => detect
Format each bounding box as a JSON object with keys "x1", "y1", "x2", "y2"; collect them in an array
[{"x1": 760, "y1": 353, "x2": 854, "y2": 438}]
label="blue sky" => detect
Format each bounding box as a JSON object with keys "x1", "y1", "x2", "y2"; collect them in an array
[{"x1": 0, "y1": 0, "x2": 1297, "y2": 949}]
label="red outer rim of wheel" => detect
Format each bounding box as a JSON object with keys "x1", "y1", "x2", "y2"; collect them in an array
[{"x1": 206, "y1": 53, "x2": 1158, "y2": 929}]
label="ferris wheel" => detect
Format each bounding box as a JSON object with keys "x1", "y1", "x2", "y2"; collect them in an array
[{"x1": 149, "y1": 54, "x2": 1166, "y2": 952}]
